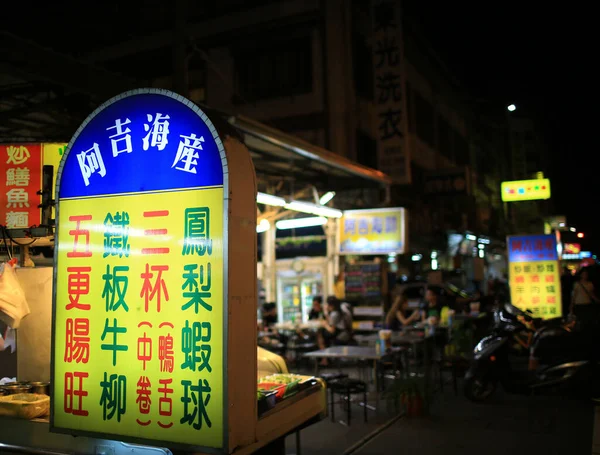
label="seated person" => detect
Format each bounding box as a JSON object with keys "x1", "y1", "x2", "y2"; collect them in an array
[
  {"x1": 308, "y1": 296, "x2": 324, "y2": 320},
  {"x1": 421, "y1": 288, "x2": 442, "y2": 326},
  {"x1": 386, "y1": 293, "x2": 420, "y2": 330},
  {"x1": 316, "y1": 297, "x2": 353, "y2": 365},
  {"x1": 260, "y1": 302, "x2": 278, "y2": 332}
]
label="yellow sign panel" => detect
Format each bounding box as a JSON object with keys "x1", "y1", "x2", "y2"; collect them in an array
[
  {"x1": 501, "y1": 178, "x2": 551, "y2": 202},
  {"x1": 53, "y1": 188, "x2": 224, "y2": 448},
  {"x1": 509, "y1": 260, "x2": 562, "y2": 319},
  {"x1": 339, "y1": 207, "x2": 406, "y2": 255}
]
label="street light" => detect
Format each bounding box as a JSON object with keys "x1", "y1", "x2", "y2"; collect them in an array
[
  {"x1": 507, "y1": 104, "x2": 516, "y2": 112},
  {"x1": 577, "y1": 232, "x2": 584, "y2": 238}
]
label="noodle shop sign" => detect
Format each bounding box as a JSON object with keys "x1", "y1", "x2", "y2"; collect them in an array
[{"x1": 51, "y1": 89, "x2": 257, "y2": 452}]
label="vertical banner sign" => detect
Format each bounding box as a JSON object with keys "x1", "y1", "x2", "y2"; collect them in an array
[
  {"x1": 51, "y1": 90, "x2": 226, "y2": 450},
  {"x1": 0, "y1": 144, "x2": 43, "y2": 228},
  {"x1": 372, "y1": 0, "x2": 411, "y2": 184},
  {"x1": 508, "y1": 234, "x2": 562, "y2": 319}
]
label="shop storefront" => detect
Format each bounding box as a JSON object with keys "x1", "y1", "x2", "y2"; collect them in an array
[{"x1": 228, "y1": 115, "x2": 392, "y2": 324}]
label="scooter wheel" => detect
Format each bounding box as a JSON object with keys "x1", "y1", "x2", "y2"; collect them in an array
[{"x1": 464, "y1": 374, "x2": 496, "y2": 402}]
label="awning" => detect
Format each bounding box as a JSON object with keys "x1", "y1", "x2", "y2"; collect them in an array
[{"x1": 228, "y1": 115, "x2": 392, "y2": 190}]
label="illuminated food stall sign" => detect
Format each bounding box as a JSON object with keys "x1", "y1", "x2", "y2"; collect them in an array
[
  {"x1": 339, "y1": 207, "x2": 406, "y2": 255},
  {"x1": 564, "y1": 243, "x2": 581, "y2": 254},
  {"x1": 51, "y1": 89, "x2": 226, "y2": 450},
  {"x1": 0, "y1": 143, "x2": 66, "y2": 229},
  {"x1": 508, "y1": 234, "x2": 562, "y2": 319},
  {"x1": 501, "y1": 178, "x2": 551, "y2": 202}
]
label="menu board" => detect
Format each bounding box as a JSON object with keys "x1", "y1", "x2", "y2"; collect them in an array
[
  {"x1": 345, "y1": 262, "x2": 382, "y2": 301},
  {"x1": 1, "y1": 144, "x2": 42, "y2": 228},
  {"x1": 508, "y1": 234, "x2": 562, "y2": 319},
  {"x1": 0, "y1": 143, "x2": 67, "y2": 229},
  {"x1": 52, "y1": 89, "x2": 226, "y2": 450}
]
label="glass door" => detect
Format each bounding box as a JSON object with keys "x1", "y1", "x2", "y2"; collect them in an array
[
  {"x1": 300, "y1": 277, "x2": 322, "y2": 322},
  {"x1": 278, "y1": 278, "x2": 301, "y2": 322}
]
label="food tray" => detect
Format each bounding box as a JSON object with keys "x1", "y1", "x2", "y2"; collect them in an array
[
  {"x1": 257, "y1": 390, "x2": 277, "y2": 417},
  {"x1": 257, "y1": 374, "x2": 316, "y2": 401},
  {"x1": 0, "y1": 393, "x2": 50, "y2": 419}
]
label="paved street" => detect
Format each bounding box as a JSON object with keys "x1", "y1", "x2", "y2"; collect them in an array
[{"x1": 286, "y1": 385, "x2": 594, "y2": 455}]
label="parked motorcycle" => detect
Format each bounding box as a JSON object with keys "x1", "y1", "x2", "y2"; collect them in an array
[{"x1": 464, "y1": 303, "x2": 594, "y2": 402}]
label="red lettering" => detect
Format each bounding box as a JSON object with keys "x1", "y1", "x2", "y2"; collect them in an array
[
  {"x1": 545, "y1": 275, "x2": 555, "y2": 283},
  {"x1": 515, "y1": 276, "x2": 525, "y2": 283},
  {"x1": 157, "y1": 378, "x2": 174, "y2": 428},
  {"x1": 531, "y1": 275, "x2": 540, "y2": 283},
  {"x1": 64, "y1": 318, "x2": 90, "y2": 363},
  {"x1": 67, "y1": 215, "x2": 92, "y2": 258},
  {"x1": 136, "y1": 376, "x2": 152, "y2": 426},
  {"x1": 66, "y1": 267, "x2": 91, "y2": 310},
  {"x1": 137, "y1": 322, "x2": 153, "y2": 370},
  {"x1": 64, "y1": 371, "x2": 89, "y2": 416},
  {"x1": 547, "y1": 296, "x2": 556, "y2": 304}
]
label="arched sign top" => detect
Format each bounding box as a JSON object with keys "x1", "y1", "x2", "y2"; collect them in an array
[{"x1": 58, "y1": 89, "x2": 226, "y2": 199}]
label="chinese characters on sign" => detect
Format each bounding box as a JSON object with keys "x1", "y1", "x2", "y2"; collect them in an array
[
  {"x1": 372, "y1": 0, "x2": 410, "y2": 184},
  {"x1": 0, "y1": 144, "x2": 42, "y2": 228},
  {"x1": 508, "y1": 235, "x2": 562, "y2": 319},
  {"x1": 53, "y1": 91, "x2": 225, "y2": 449},
  {"x1": 339, "y1": 208, "x2": 406, "y2": 255}
]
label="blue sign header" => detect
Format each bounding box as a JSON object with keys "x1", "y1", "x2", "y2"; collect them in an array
[
  {"x1": 508, "y1": 234, "x2": 558, "y2": 263},
  {"x1": 58, "y1": 90, "x2": 225, "y2": 199}
]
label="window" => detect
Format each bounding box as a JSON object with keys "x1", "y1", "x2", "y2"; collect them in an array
[
  {"x1": 352, "y1": 33, "x2": 374, "y2": 100},
  {"x1": 414, "y1": 92, "x2": 434, "y2": 145},
  {"x1": 235, "y1": 37, "x2": 312, "y2": 101},
  {"x1": 356, "y1": 130, "x2": 378, "y2": 169},
  {"x1": 437, "y1": 115, "x2": 452, "y2": 159},
  {"x1": 454, "y1": 130, "x2": 469, "y2": 166}
]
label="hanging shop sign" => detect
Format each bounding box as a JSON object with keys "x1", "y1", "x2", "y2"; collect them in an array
[
  {"x1": 51, "y1": 89, "x2": 228, "y2": 450},
  {"x1": 339, "y1": 207, "x2": 407, "y2": 255},
  {"x1": 371, "y1": 0, "x2": 411, "y2": 184},
  {"x1": 563, "y1": 243, "x2": 581, "y2": 255},
  {"x1": 508, "y1": 234, "x2": 562, "y2": 319},
  {"x1": 0, "y1": 143, "x2": 67, "y2": 229},
  {"x1": 501, "y1": 178, "x2": 551, "y2": 202},
  {"x1": 424, "y1": 167, "x2": 470, "y2": 195}
]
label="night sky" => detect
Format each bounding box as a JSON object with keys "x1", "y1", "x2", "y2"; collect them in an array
[{"x1": 408, "y1": 2, "x2": 595, "y2": 250}]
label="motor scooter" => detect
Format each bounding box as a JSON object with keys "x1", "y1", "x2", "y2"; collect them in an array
[{"x1": 464, "y1": 303, "x2": 593, "y2": 402}]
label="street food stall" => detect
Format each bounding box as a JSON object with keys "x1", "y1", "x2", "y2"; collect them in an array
[{"x1": 0, "y1": 89, "x2": 325, "y2": 455}]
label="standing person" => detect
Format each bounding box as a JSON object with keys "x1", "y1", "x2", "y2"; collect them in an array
[
  {"x1": 334, "y1": 271, "x2": 345, "y2": 300},
  {"x1": 571, "y1": 268, "x2": 599, "y2": 330},
  {"x1": 561, "y1": 266, "x2": 574, "y2": 318}
]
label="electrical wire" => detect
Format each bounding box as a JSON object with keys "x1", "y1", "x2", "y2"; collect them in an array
[
  {"x1": 2, "y1": 225, "x2": 37, "y2": 247},
  {"x1": 1, "y1": 226, "x2": 13, "y2": 260}
]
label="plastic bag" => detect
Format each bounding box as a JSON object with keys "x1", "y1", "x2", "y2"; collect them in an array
[{"x1": 0, "y1": 259, "x2": 30, "y2": 329}]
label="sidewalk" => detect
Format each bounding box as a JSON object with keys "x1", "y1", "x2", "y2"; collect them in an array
[{"x1": 285, "y1": 384, "x2": 594, "y2": 455}]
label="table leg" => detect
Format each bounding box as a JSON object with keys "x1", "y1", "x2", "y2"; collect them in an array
[
  {"x1": 296, "y1": 430, "x2": 301, "y2": 455},
  {"x1": 373, "y1": 359, "x2": 379, "y2": 403},
  {"x1": 314, "y1": 358, "x2": 319, "y2": 377}
]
